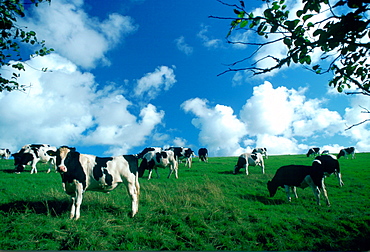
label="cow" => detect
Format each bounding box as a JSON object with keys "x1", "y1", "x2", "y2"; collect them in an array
[
  {"x1": 267, "y1": 154, "x2": 341, "y2": 206},
  {"x1": 198, "y1": 148, "x2": 208, "y2": 162},
  {"x1": 337, "y1": 147, "x2": 355, "y2": 159},
  {"x1": 12, "y1": 144, "x2": 56, "y2": 174},
  {"x1": 166, "y1": 147, "x2": 195, "y2": 168},
  {"x1": 306, "y1": 147, "x2": 320, "y2": 157},
  {"x1": 47, "y1": 146, "x2": 140, "y2": 220},
  {"x1": 137, "y1": 147, "x2": 162, "y2": 159},
  {"x1": 252, "y1": 147, "x2": 268, "y2": 159},
  {"x1": 0, "y1": 148, "x2": 11, "y2": 159},
  {"x1": 233, "y1": 152, "x2": 265, "y2": 175},
  {"x1": 321, "y1": 150, "x2": 329, "y2": 155},
  {"x1": 138, "y1": 150, "x2": 178, "y2": 180}
]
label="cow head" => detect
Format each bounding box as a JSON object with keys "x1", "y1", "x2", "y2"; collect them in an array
[
  {"x1": 267, "y1": 180, "x2": 278, "y2": 197},
  {"x1": 47, "y1": 146, "x2": 76, "y2": 173}
]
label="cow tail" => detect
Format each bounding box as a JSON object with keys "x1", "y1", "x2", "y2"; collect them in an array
[{"x1": 135, "y1": 171, "x2": 140, "y2": 196}]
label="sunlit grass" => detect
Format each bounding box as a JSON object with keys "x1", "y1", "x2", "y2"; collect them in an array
[{"x1": 0, "y1": 154, "x2": 369, "y2": 250}]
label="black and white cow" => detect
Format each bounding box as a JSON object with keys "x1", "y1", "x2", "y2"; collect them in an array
[
  {"x1": 233, "y1": 152, "x2": 265, "y2": 175},
  {"x1": 306, "y1": 147, "x2": 320, "y2": 157},
  {"x1": 12, "y1": 144, "x2": 56, "y2": 174},
  {"x1": 47, "y1": 146, "x2": 140, "y2": 220},
  {"x1": 0, "y1": 148, "x2": 11, "y2": 159},
  {"x1": 137, "y1": 147, "x2": 162, "y2": 159},
  {"x1": 198, "y1": 148, "x2": 208, "y2": 162},
  {"x1": 252, "y1": 147, "x2": 268, "y2": 159},
  {"x1": 138, "y1": 150, "x2": 178, "y2": 180},
  {"x1": 267, "y1": 154, "x2": 341, "y2": 206},
  {"x1": 337, "y1": 147, "x2": 355, "y2": 159},
  {"x1": 166, "y1": 147, "x2": 195, "y2": 168}
]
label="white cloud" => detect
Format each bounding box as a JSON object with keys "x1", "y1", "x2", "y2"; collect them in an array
[
  {"x1": 181, "y1": 98, "x2": 248, "y2": 156},
  {"x1": 197, "y1": 24, "x2": 223, "y2": 49},
  {"x1": 134, "y1": 66, "x2": 177, "y2": 100},
  {"x1": 240, "y1": 81, "x2": 345, "y2": 139},
  {"x1": 175, "y1": 36, "x2": 194, "y2": 55},
  {"x1": 0, "y1": 54, "x2": 164, "y2": 155},
  {"x1": 22, "y1": 0, "x2": 137, "y2": 69},
  {"x1": 181, "y1": 82, "x2": 354, "y2": 156}
]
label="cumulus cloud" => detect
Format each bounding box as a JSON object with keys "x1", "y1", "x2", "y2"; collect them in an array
[
  {"x1": 181, "y1": 81, "x2": 352, "y2": 156},
  {"x1": 181, "y1": 98, "x2": 248, "y2": 156},
  {"x1": 0, "y1": 55, "x2": 165, "y2": 155},
  {"x1": 175, "y1": 36, "x2": 194, "y2": 55},
  {"x1": 134, "y1": 66, "x2": 177, "y2": 100},
  {"x1": 21, "y1": 0, "x2": 137, "y2": 69}
]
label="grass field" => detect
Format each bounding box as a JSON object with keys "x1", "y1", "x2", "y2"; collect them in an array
[{"x1": 0, "y1": 153, "x2": 369, "y2": 250}]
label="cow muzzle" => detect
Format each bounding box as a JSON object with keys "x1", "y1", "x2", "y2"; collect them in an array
[{"x1": 58, "y1": 165, "x2": 67, "y2": 173}]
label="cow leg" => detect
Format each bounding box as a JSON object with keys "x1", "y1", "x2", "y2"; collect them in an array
[
  {"x1": 70, "y1": 180, "x2": 84, "y2": 220},
  {"x1": 148, "y1": 169, "x2": 153, "y2": 180},
  {"x1": 30, "y1": 163, "x2": 37, "y2": 174},
  {"x1": 245, "y1": 164, "x2": 249, "y2": 175},
  {"x1": 284, "y1": 185, "x2": 292, "y2": 202},
  {"x1": 127, "y1": 180, "x2": 139, "y2": 217},
  {"x1": 310, "y1": 185, "x2": 321, "y2": 206},
  {"x1": 320, "y1": 181, "x2": 331, "y2": 206},
  {"x1": 292, "y1": 186, "x2": 298, "y2": 199},
  {"x1": 261, "y1": 164, "x2": 265, "y2": 174},
  {"x1": 337, "y1": 172, "x2": 344, "y2": 187}
]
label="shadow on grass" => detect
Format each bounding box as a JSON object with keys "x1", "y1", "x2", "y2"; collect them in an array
[
  {"x1": 0, "y1": 199, "x2": 70, "y2": 217},
  {"x1": 241, "y1": 193, "x2": 285, "y2": 205}
]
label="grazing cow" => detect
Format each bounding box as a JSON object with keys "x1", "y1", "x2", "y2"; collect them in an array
[
  {"x1": 267, "y1": 154, "x2": 341, "y2": 206},
  {"x1": 12, "y1": 144, "x2": 56, "y2": 174},
  {"x1": 0, "y1": 148, "x2": 11, "y2": 159},
  {"x1": 137, "y1": 147, "x2": 162, "y2": 159},
  {"x1": 252, "y1": 147, "x2": 268, "y2": 159},
  {"x1": 47, "y1": 146, "x2": 140, "y2": 220},
  {"x1": 166, "y1": 147, "x2": 195, "y2": 168},
  {"x1": 233, "y1": 153, "x2": 265, "y2": 175},
  {"x1": 198, "y1": 148, "x2": 208, "y2": 162},
  {"x1": 306, "y1": 147, "x2": 320, "y2": 157},
  {"x1": 138, "y1": 150, "x2": 178, "y2": 180},
  {"x1": 337, "y1": 147, "x2": 355, "y2": 159}
]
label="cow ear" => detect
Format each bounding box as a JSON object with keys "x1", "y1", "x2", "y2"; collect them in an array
[{"x1": 47, "y1": 150, "x2": 57, "y2": 156}]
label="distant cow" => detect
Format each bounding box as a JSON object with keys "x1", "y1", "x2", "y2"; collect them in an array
[
  {"x1": 233, "y1": 152, "x2": 265, "y2": 175},
  {"x1": 166, "y1": 147, "x2": 195, "y2": 168},
  {"x1": 47, "y1": 146, "x2": 140, "y2": 220},
  {"x1": 252, "y1": 147, "x2": 268, "y2": 159},
  {"x1": 138, "y1": 150, "x2": 178, "y2": 180},
  {"x1": 0, "y1": 148, "x2": 11, "y2": 159},
  {"x1": 306, "y1": 148, "x2": 320, "y2": 157},
  {"x1": 137, "y1": 147, "x2": 162, "y2": 159},
  {"x1": 267, "y1": 154, "x2": 341, "y2": 206},
  {"x1": 12, "y1": 144, "x2": 56, "y2": 174},
  {"x1": 337, "y1": 147, "x2": 355, "y2": 159},
  {"x1": 198, "y1": 148, "x2": 208, "y2": 162}
]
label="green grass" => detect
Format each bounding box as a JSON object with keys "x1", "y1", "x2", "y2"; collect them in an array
[{"x1": 0, "y1": 154, "x2": 369, "y2": 250}]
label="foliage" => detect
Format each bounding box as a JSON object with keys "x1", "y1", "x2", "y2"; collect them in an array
[
  {"x1": 0, "y1": 154, "x2": 369, "y2": 250},
  {"x1": 212, "y1": 0, "x2": 370, "y2": 95},
  {"x1": 0, "y1": 0, "x2": 53, "y2": 92}
]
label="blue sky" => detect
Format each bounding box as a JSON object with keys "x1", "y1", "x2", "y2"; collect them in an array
[{"x1": 1, "y1": 0, "x2": 369, "y2": 157}]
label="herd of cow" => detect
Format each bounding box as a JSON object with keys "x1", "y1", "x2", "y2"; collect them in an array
[{"x1": 0, "y1": 144, "x2": 356, "y2": 220}]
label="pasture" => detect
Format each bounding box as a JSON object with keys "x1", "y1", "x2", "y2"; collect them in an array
[{"x1": 0, "y1": 153, "x2": 369, "y2": 250}]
